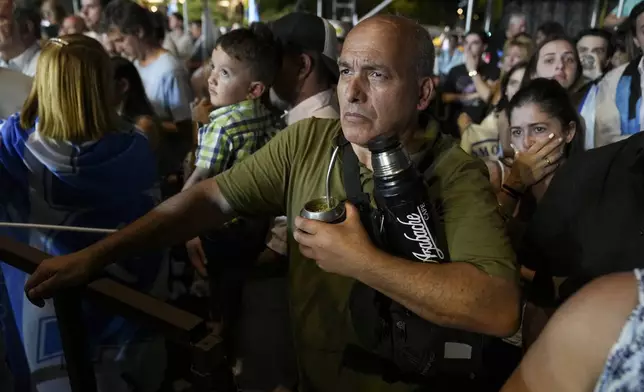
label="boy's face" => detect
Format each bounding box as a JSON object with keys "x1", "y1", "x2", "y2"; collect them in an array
[{"x1": 208, "y1": 45, "x2": 259, "y2": 107}]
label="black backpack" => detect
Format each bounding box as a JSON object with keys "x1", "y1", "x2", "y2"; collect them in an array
[{"x1": 338, "y1": 134, "x2": 488, "y2": 382}]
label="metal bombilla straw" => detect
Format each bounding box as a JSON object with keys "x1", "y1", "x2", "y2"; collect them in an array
[{"x1": 0, "y1": 222, "x2": 117, "y2": 234}]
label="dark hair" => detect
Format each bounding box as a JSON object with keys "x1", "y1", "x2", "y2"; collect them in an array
[
  {"x1": 536, "y1": 21, "x2": 565, "y2": 39},
  {"x1": 514, "y1": 32, "x2": 532, "y2": 41},
  {"x1": 465, "y1": 30, "x2": 488, "y2": 45},
  {"x1": 171, "y1": 12, "x2": 183, "y2": 23},
  {"x1": 111, "y1": 56, "x2": 156, "y2": 121},
  {"x1": 576, "y1": 28, "x2": 615, "y2": 60},
  {"x1": 496, "y1": 61, "x2": 528, "y2": 113},
  {"x1": 522, "y1": 34, "x2": 582, "y2": 90},
  {"x1": 13, "y1": 7, "x2": 41, "y2": 41},
  {"x1": 190, "y1": 19, "x2": 202, "y2": 27},
  {"x1": 630, "y1": 2, "x2": 644, "y2": 34},
  {"x1": 103, "y1": 0, "x2": 156, "y2": 40},
  {"x1": 215, "y1": 22, "x2": 281, "y2": 87},
  {"x1": 507, "y1": 78, "x2": 584, "y2": 158}
]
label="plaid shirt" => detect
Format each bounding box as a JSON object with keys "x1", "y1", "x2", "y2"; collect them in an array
[{"x1": 196, "y1": 99, "x2": 277, "y2": 175}]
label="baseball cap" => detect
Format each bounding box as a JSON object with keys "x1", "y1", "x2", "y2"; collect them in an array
[{"x1": 269, "y1": 12, "x2": 339, "y2": 79}]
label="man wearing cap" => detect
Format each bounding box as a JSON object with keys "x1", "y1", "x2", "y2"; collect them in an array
[
  {"x1": 25, "y1": 14, "x2": 519, "y2": 392},
  {"x1": 235, "y1": 13, "x2": 342, "y2": 391}
]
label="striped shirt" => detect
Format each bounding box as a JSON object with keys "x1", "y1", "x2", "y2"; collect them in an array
[{"x1": 196, "y1": 98, "x2": 277, "y2": 175}]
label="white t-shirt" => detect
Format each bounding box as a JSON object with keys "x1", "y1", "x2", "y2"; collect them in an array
[{"x1": 135, "y1": 52, "x2": 193, "y2": 122}]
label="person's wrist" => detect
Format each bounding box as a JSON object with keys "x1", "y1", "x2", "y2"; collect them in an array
[{"x1": 505, "y1": 169, "x2": 528, "y2": 193}]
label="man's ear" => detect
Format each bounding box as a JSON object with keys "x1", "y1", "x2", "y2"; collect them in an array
[
  {"x1": 297, "y1": 53, "x2": 314, "y2": 81},
  {"x1": 248, "y1": 81, "x2": 266, "y2": 100},
  {"x1": 417, "y1": 76, "x2": 434, "y2": 111}
]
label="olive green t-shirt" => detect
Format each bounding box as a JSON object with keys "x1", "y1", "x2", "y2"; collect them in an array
[{"x1": 216, "y1": 118, "x2": 517, "y2": 392}]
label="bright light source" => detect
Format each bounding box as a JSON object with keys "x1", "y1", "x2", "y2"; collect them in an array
[
  {"x1": 151, "y1": 5, "x2": 157, "y2": 12},
  {"x1": 457, "y1": 8, "x2": 463, "y2": 15},
  {"x1": 178, "y1": 0, "x2": 184, "y2": 3},
  {"x1": 219, "y1": 0, "x2": 230, "y2": 6}
]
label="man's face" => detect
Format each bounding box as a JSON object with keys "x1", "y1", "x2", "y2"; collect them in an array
[
  {"x1": 169, "y1": 15, "x2": 181, "y2": 31},
  {"x1": 80, "y1": 0, "x2": 102, "y2": 30},
  {"x1": 634, "y1": 13, "x2": 644, "y2": 51},
  {"x1": 60, "y1": 16, "x2": 85, "y2": 36},
  {"x1": 107, "y1": 27, "x2": 142, "y2": 60},
  {"x1": 337, "y1": 21, "x2": 428, "y2": 146},
  {"x1": 508, "y1": 17, "x2": 526, "y2": 38},
  {"x1": 271, "y1": 52, "x2": 302, "y2": 107},
  {"x1": 577, "y1": 35, "x2": 609, "y2": 73},
  {"x1": 190, "y1": 22, "x2": 201, "y2": 40},
  {"x1": 464, "y1": 33, "x2": 484, "y2": 58},
  {"x1": 0, "y1": 1, "x2": 13, "y2": 51}
]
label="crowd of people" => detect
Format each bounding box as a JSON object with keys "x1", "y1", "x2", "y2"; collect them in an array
[{"x1": 2, "y1": 0, "x2": 644, "y2": 391}]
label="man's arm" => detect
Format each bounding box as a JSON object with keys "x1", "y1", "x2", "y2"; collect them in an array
[
  {"x1": 358, "y1": 254, "x2": 520, "y2": 337},
  {"x1": 86, "y1": 179, "x2": 233, "y2": 267}
]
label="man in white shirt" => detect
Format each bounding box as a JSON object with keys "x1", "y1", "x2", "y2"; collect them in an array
[
  {"x1": 594, "y1": 2, "x2": 644, "y2": 148},
  {"x1": 165, "y1": 12, "x2": 193, "y2": 61},
  {"x1": 230, "y1": 13, "x2": 341, "y2": 392},
  {"x1": 0, "y1": 7, "x2": 41, "y2": 77},
  {"x1": 0, "y1": 67, "x2": 32, "y2": 120}
]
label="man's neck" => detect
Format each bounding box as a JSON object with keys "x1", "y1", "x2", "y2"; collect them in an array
[
  {"x1": 139, "y1": 44, "x2": 164, "y2": 66},
  {"x1": 291, "y1": 83, "x2": 330, "y2": 108},
  {"x1": 0, "y1": 42, "x2": 27, "y2": 63}
]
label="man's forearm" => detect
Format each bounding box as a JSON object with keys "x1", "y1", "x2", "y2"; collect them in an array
[
  {"x1": 86, "y1": 179, "x2": 233, "y2": 267},
  {"x1": 356, "y1": 251, "x2": 521, "y2": 337}
]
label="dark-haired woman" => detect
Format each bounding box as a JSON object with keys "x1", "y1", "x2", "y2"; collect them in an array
[{"x1": 112, "y1": 56, "x2": 160, "y2": 151}]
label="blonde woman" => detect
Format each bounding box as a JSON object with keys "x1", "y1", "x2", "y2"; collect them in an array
[{"x1": 0, "y1": 35, "x2": 165, "y2": 392}]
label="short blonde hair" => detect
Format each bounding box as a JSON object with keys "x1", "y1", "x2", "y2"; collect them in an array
[{"x1": 21, "y1": 35, "x2": 118, "y2": 143}]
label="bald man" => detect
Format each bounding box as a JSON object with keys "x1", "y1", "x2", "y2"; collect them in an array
[
  {"x1": 59, "y1": 15, "x2": 86, "y2": 36},
  {"x1": 25, "y1": 15, "x2": 519, "y2": 391}
]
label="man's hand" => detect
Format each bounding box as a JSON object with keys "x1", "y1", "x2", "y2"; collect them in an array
[
  {"x1": 465, "y1": 51, "x2": 478, "y2": 73},
  {"x1": 192, "y1": 98, "x2": 214, "y2": 125},
  {"x1": 186, "y1": 237, "x2": 208, "y2": 277},
  {"x1": 24, "y1": 251, "x2": 103, "y2": 307},
  {"x1": 293, "y1": 202, "x2": 379, "y2": 278}
]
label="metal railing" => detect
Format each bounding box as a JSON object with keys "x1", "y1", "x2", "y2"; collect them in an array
[{"x1": 0, "y1": 236, "x2": 232, "y2": 392}]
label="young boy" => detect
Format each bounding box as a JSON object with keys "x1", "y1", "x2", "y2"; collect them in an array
[{"x1": 183, "y1": 25, "x2": 281, "y2": 190}]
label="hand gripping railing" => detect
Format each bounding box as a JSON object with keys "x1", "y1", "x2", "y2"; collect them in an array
[{"x1": 0, "y1": 236, "x2": 234, "y2": 392}]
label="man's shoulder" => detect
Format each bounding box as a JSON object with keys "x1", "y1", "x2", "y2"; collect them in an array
[{"x1": 431, "y1": 135, "x2": 486, "y2": 177}]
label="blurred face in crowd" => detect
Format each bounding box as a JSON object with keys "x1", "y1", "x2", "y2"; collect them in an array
[
  {"x1": 0, "y1": 1, "x2": 13, "y2": 51},
  {"x1": 40, "y1": 0, "x2": 55, "y2": 24},
  {"x1": 464, "y1": 33, "x2": 485, "y2": 58},
  {"x1": 508, "y1": 16, "x2": 526, "y2": 38},
  {"x1": 502, "y1": 44, "x2": 528, "y2": 73},
  {"x1": 577, "y1": 35, "x2": 609, "y2": 74},
  {"x1": 169, "y1": 14, "x2": 181, "y2": 31},
  {"x1": 60, "y1": 16, "x2": 86, "y2": 36},
  {"x1": 510, "y1": 102, "x2": 575, "y2": 154},
  {"x1": 506, "y1": 66, "x2": 526, "y2": 102},
  {"x1": 633, "y1": 11, "x2": 644, "y2": 51},
  {"x1": 208, "y1": 45, "x2": 260, "y2": 107},
  {"x1": 80, "y1": 0, "x2": 102, "y2": 31},
  {"x1": 107, "y1": 27, "x2": 143, "y2": 59},
  {"x1": 337, "y1": 17, "x2": 432, "y2": 146},
  {"x1": 535, "y1": 40, "x2": 578, "y2": 89},
  {"x1": 190, "y1": 22, "x2": 201, "y2": 40}
]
